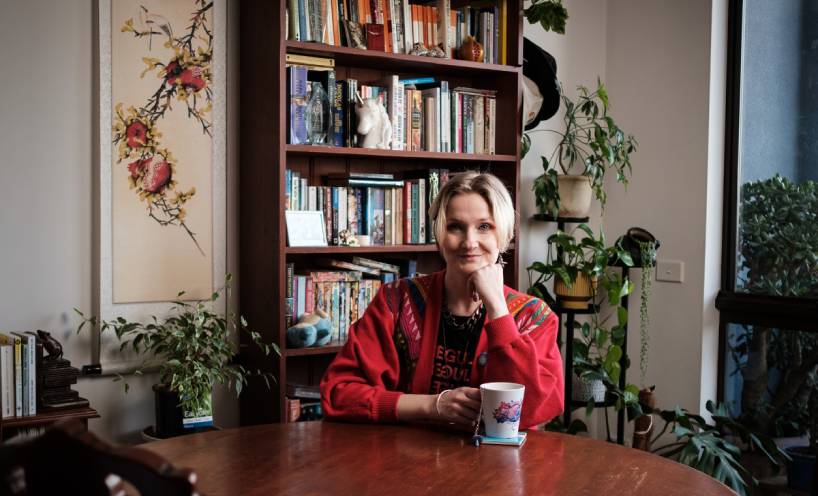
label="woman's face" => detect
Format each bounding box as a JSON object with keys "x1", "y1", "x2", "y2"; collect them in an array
[{"x1": 439, "y1": 192, "x2": 500, "y2": 278}]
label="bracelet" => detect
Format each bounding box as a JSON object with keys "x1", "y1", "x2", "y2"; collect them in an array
[{"x1": 435, "y1": 389, "x2": 452, "y2": 418}]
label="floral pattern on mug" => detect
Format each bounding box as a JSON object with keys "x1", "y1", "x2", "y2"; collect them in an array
[{"x1": 493, "y1": 400, "x2": 522, "y2": 424}]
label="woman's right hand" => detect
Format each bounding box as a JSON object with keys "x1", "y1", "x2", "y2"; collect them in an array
[{"x1": 435, "y1": 387, "x2": 482, "y2": 426}]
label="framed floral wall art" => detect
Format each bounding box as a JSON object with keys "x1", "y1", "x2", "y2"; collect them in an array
[{"x1": 97, "y1": 0, "x2": 226, "y2": 369}]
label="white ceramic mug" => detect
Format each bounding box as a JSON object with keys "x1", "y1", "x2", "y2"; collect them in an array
[{"x1": 480, "y1": 382, "x2": 525, "y2": 438}]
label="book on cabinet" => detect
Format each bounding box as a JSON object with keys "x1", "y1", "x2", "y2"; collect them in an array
[{"x1": 239, "y1": 0, "x2": 524, "y2": 425}]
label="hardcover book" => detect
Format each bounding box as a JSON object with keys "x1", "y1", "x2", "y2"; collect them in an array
[
  {"x1": 287, "y1": 66, "x2": 309, "y2": 145},
  {"x1": 365, "y1": 23, "x2": 385, "y2": 51}
]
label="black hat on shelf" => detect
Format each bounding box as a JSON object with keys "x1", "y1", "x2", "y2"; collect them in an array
[{"x1": 522, "y1": 37, "x2": 560, "y2": 130}]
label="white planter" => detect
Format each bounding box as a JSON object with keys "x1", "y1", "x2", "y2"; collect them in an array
[
  {"x1": 557, "y1": 175, "x2": 592, "y2": 218},
  {"x1": 572, "y1": 374, "x2": 606, "y2": 402}
]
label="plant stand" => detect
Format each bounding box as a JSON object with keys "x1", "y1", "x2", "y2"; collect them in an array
[{"x1": 533, "y1": 214, "x2": 629, "y2": 445}]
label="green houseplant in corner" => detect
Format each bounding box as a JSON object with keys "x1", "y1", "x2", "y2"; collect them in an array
[
  {"x1": 530, "y1": 80, "x2": 637, "y2": 218},
  {"x1": 76, "y1": 274, "x2": 278, "y2": 438}
]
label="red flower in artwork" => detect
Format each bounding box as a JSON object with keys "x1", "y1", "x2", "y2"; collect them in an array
[
  {"x1": 127, "y1": 158, "x2": 148, "y2": 178},
  {"x1": 141, "y1": 156, "x2": 172, "y2": 193},
  {"x1": 166, "y1": 60, "x2": 206, "y2": 92},
  {"x1": 125, "y1": 121, "x2": 148, "y2": 148}
]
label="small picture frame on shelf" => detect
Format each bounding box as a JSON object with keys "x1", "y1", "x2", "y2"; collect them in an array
[{"x1": 285, "y1": 210, "x2": 328, "y2": 247}]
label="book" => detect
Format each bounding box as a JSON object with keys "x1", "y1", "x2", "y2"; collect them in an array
[
  {"x1": 12, "y1": 332, "x2": 35, "y2": 416},
  {"x1": 352, "y1": 256, "x2": 400, "y2": 273},
  {"x1": 287, "y1": 383, "x2": 321, "y2": 400},
  {"x1": 287, "y1": 66, "x2": 309, "y2": 144},
  {"x1": 286, "y1": 53, "x2": 335, "y2": 67},
  {"x1": 365, "y1": 23, "x2": 385, "y2": 51},
  {"x1": 285, "y1": 397, "x2": 301, "y2": 422},
  {"x1": 314, "y1": 258, "x2": 381, "y2": 276},
  {"x1": 0, "y1": 333, "x2": 22, "y2": 417},
  {"x1": 0, "y1": 339, "x2": 13, "y2": 419}
]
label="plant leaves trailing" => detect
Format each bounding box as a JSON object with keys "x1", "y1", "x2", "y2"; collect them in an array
[
  {"x1": 74, "y1": 273, "x2": 279, "y2": 414},
  {"x1": 638, "y1": 240, "x2": 656, "y2": 386}
]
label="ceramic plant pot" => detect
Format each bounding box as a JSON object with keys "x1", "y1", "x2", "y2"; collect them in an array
[
  {"x1": 572, "y1": 374, "x2": 606, "y2": 402},
  {"x1": 785, "y1": 446, "x2": 816, "y2": 492},
  {"x1": 554, "y1": 273, "x2": 597, "y2": 309},
  {"x1": 459, "y1": 35, "x2": 484, "y2": 62},
  {"x1": 556, "y1": 175, "x2": 593, "y2": 218}
]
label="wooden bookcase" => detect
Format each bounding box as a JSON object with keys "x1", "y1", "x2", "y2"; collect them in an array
[{"x1": 239, "y1": 1, "x2": 525, "y2": 424}]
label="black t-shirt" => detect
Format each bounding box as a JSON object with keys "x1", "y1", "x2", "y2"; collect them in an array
[{"x1": 429, "y1": 310, "x2": 485, "y2": 394}]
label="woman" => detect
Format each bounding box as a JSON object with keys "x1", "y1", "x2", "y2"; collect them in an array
[{"x1": 320, "y1": 171, "x2": 563, "y2": 430}]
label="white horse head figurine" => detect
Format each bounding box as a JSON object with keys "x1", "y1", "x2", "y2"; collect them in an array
[{"x1": 355, "y1": 97, "x2": 392, "y2": 149}]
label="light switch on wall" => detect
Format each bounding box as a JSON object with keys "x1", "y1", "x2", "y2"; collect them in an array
[{"x1": 656, "y1": 260, "x2": 684, "y2": 283}]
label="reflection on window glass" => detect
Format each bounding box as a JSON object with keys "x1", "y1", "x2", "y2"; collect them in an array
[
  {"x1": 735, "y1": 1, "x2": 818, "y2": 294},
  {"x1": 724, "y1": 323, "x2": 817, "y2": 438}
]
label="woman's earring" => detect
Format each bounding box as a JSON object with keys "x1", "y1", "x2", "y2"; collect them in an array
[{"x1": 497, "y1": 253, "x2": 506, "y2": 267}]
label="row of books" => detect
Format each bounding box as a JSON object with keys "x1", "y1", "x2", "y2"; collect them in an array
[
  {"x1": 284, "y1": 396, "x2": 324, "y2": 422},
  {"x1": 285, "y1": 264, "x2": 385, "y2": 342},
  {"x1": 285, "y1": 170, "x2": 450, "y2": 246},
  {"x1": 0, "y1": 332, "x2": 39, "y2": 419},
  {"x1": 286, "y1": 0, "x2": 508, "y2": 65},
  {"x1": 287, "y1": 60, "x2": 498, "y2": 154}
]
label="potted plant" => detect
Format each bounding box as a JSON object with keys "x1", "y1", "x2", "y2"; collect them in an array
[
  {"x1": 530, "y1": 80, "x2": 637, "y2": 218},
  {"x1": 784, "y1": 390, "x2": 816, "y2": 492},
  {"x1": 648, "y1": 401, "x2": 790, "y2": 496},
  {"x1": 527, "y1": 223, "x2": 632, "y2": 309},
  {"x1": 730, "y1": 176, "x2": 818, "y2": 452},
  {"x1": 75, "y1": 274, "x2": 278, "y2": 438}
]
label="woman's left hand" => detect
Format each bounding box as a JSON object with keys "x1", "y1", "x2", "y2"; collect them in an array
[{"x1": 467, "y1": 263, "x2": 508, "y2": 321}]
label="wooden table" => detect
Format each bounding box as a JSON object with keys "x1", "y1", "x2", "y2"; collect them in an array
[{"x1": 142, "y1": 422, "x2": 736, "y2": 495}]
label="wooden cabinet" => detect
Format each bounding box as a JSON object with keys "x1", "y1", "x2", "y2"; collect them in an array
[{"x1": 238, "y1": 1, "x2": 525, "y2": 424}]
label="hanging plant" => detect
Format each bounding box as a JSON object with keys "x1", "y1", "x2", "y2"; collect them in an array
[{"x1": 638, "y1": 240, "x2": 656, "y2": 386}]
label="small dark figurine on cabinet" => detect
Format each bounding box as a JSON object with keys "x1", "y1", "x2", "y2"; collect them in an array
[{"x1": 37, "y1": 330, "x2": 89, "y2": 410}]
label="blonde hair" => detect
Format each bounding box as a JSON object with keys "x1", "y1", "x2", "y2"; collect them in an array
[{"x1": 428, "y1": 171, "x2": 516, "y2": 252}]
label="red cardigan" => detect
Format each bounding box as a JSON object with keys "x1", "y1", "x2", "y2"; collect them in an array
[{"x1": 320, "y1": 270, "x2": 564, "y2": 429}]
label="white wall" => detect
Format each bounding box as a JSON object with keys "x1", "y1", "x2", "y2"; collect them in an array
[
  {"x1": 520, "y1": 0, "x2": 724, "y2": 437},
  {"x1": 0, "y1": 0, "x2": 240, "y2": 443}
]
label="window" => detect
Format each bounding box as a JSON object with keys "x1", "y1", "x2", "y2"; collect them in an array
[{"x1": 717, "y1": 0, "x2": 818, "y2": 438}]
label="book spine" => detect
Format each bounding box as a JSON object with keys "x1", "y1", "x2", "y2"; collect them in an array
[
  {"x1": 331, "y1": 187, "x2": 339, "y2": 245},
  {"x1": 396, "y1": 187, "x2": 403, "y2": 245},
  {"x1": 324, "y1": 186, "x2": 332, "y2": 244},
  {"x1": 411, "y1": 180, "x2": 419, "y2": 243},
  {"x1": 440, "y1": 81, "x2": 450, "y2": 152},
  {"x1": 1, "y1": 347, "x2": 11, "y2": 418},
  {"x1": 384, "y1": 187, "x2": 393, "y2": 245},
  {"x1": 288, "y1": 66, "x2": 309, "y2": 145},
  {"x1": 373, "y1": 188, "x2": 385, "y2": 245},
  {"x1": 437, "y1": 0, "x2": 450, "y2": 58},
  {"x1": 286, "y1": 262, "x2": 295, "y2": 328},
  {"x1": 333, "y1": 80, "x2": 345, "y2": 147},
  {"x1": 487, "y1": 96, "x2": 495, "y2": 154},
  {"x1": 338, "y1": 186, "x2": 348, "y2": 235},
  {"x1": 475, "y1": 95, "x2": 485, "y2": 154},
  {"x1": 410, "y1": 90, "x2": 422, "y2": 151},
  {"x1": 288, "y1": 0, "x2": 301, "y2": 40},
  {"x1": 298, "y1": 0, "x2": 309, "y2": 41},
  {"x1": 305, "y1": 276, "x2": 315, "y2": 314},
  {"x1": 12, "y1": 337, "x2": 21, "y2": 417},
  {"x1": 20, "y1": 340, "x2": 28, "y2": 416},
  {"x1": 331, "y1": 283, "x2": 341, "y2": 341},
  {"x1": 403, "y1": 181, "x2": 412, "y2": 243},
  {"x1": 424, "y1": 95, "x2": 436, "y2": 152},
  {"x1": 418, "y1": 178, "x2": 426, "y2": 243}
]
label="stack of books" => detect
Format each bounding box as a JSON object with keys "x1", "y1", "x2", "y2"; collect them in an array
[{"x1": 286, "y1": 0, "x2": 508, "y2": 65}]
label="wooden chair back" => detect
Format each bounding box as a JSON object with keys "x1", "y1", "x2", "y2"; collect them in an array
[{"x1": 0, "y1": 419, "x2": 200, "y2": 496}]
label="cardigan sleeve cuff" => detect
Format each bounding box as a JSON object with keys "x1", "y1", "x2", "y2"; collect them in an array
[
  {"x1": 373, "y1": 390, "x2": 403, "y2": 422},
  {"x1": 486, "y1": 313, "x2": 519, "y2": 351}
]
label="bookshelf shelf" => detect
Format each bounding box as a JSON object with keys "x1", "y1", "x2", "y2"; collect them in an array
[
  {"x1": 285, "y1": 40, "x2": 520, "y2": 76},
  {"x1": 284, "y1": 343, "x2": 345, "y2": 357},
  {"x1": 286, "y1": 144, "x2": 516, "y2": 163},
  {"x1": 286, "y1": 244, "x2": 439, "y2": 254},
  {"x1": 240, "y1": 1, "x2": 525, "y2": 425}
]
